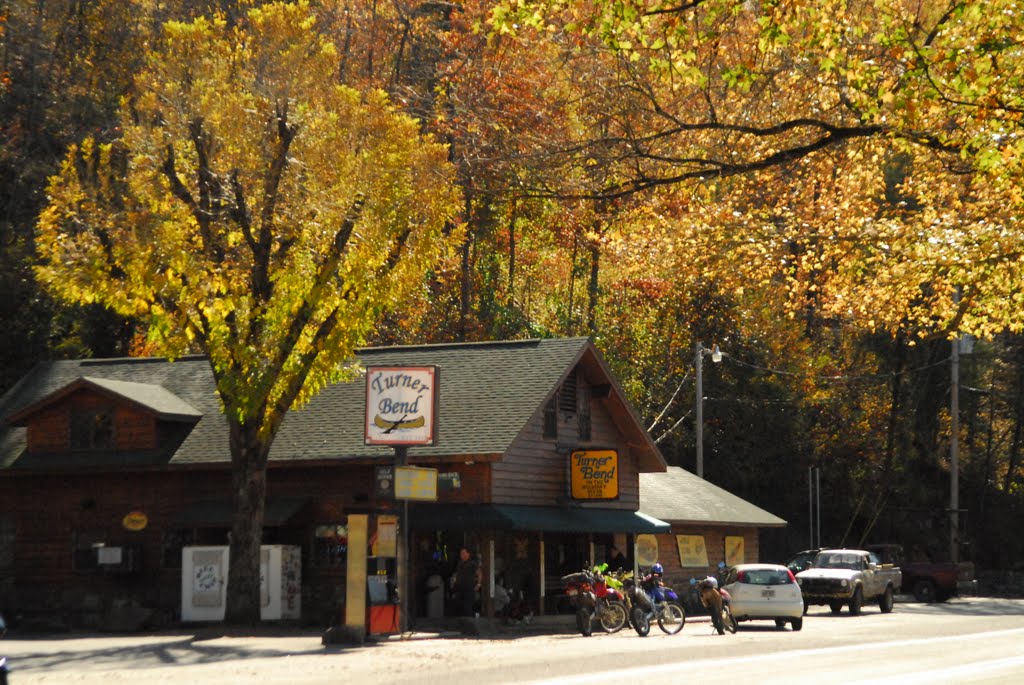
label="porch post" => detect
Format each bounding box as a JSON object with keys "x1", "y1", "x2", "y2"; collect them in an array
[{"x1": 539, "y1": 534, "x2": 546, "y2": 615}]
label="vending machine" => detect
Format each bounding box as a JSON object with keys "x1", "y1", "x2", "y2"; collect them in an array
[{"x1": 181, "y1": 545, "x2": 301, "y2": 622}]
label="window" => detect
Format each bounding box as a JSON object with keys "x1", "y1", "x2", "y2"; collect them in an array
[
  {"x1": 162, "y1": 529, "x2": 196, "y2": 568},
  {"x1": 313, "y1": 524, "x2": 348, "y2": 567},
  {"x1": 543, "y1": 397, "x2": 557, "y2": 439},
  {"x1": 73, "y1": 528, "x2": 107, "y2": 572},
  {"x1": 559, "y1": 371, "x2": 577, "y2": 414},
  {"x1": 577, "y1": 384, "x2": 592, "y2": 441},
  {"x1": 70, "y1": 408, "x2": 114, "y2": 450},
  {"x1": 545, "y1": 372, "x2": 582, "y2": 441}
]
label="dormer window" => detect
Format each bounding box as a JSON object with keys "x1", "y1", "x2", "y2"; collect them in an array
[
  {"x1": 71, "y1": 407, "x2": 115, "y2": 450},
  {"x1": 543, "y1": 370, "x2": 593, "y2": 441}
]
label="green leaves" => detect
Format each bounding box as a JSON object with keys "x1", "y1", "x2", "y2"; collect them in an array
[{"x1": 37, "y1": 0, "x2": 461, "y2": 436}]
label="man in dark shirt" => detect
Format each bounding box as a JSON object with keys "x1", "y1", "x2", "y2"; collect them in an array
[
  {"x1": 451, "y1": 546, "x2": 481, "y2": 617},
  {"x1": 607, "y1": 545, "x2": 628, "y2": 572}
]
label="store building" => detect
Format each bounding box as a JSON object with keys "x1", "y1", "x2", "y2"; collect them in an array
[
  {"x1": 0, "y1": 337, "x2": 676, "y2": 633},
  {"x1": 638, "y1": 466, "x2": 787, "y2": 592}
]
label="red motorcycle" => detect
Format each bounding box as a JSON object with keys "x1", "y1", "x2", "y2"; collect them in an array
[{"x1": 562, "y1": 567, "x2": 628, "y2": 636}]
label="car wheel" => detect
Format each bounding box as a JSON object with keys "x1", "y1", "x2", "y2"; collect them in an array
[
  {"x1": 829, "y1": 601, "x2": 844, "y2": 614},
  {"x1": 791, "y1": 617, "x2": 803, "y2": 631},
  {"x1": 879, "y1": 585, "x2": 894, "y2": 614},
  {"x1": 775, "y1": 619, "x2": 787, "y2": 629},
  {"x1": 913, "y1": 579, "x2": 937, "y2": 603},
  {"x1": 849, "y1": 586, "x2": 863, "y2": 616}
]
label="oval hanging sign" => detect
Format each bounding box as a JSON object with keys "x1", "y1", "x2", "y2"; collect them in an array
[{"x1": 122, "y1": 510, "x2": 148, "y2": 531}]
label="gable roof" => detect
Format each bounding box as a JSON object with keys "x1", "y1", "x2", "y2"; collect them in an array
[
  {"x1": 0, "y1": 337, "x2": 667, "y2": 471},
  {"x1": 640, "y1": 466, "x2": 786, "y2": 528},
  {"x1": 6, "y1": 376, "x2": 202, "y2": 425}
]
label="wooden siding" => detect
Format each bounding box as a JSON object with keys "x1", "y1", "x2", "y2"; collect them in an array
[
  {"x1": 25, "y1": 404, "x2": 69, "y2": 453},
  {"x1": 24, "y1": 389, "x2": 158, "y2": 454},
  {"x1": 492, "y1": 389, "x2": 640, "y2": 509},
  {"x1": 0, "y1": 463, "x2": 389, "y2": 626}
]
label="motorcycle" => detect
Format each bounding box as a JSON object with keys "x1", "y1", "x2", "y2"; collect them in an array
[
  {"x1": 620, "y1": 571, "x2": 685, "y2": 637},
  {"x1": 697, "y1": 577, "x2": 737, "y2": 635},
  {"x1": 561, "y1": 568, "x2": 627, "y2": 636}
]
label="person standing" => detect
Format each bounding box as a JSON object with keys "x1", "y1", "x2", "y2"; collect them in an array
[
  {"x1": 451, "y1": 546, "x2": 481, "y2": 617},
  {"x1": 607, "y1": 545, "x2": 628, "y2": 572}
]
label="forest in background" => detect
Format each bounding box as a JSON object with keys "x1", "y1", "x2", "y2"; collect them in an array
[{"x1": 3, "y1": 0, "x2": 1024, "y2": 571}]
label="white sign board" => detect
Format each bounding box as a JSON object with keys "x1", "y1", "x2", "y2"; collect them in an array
[{"x1": 365, "y1": 366, "x2": 437, "y2": 445}]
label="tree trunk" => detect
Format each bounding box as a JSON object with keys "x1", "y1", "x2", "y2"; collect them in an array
[
  {"x1": 225, "y1": 420, "x2": 270, "y2": 625},
  {"x1": 587, "y1": 240, "x2": 599, "y2": 335}
]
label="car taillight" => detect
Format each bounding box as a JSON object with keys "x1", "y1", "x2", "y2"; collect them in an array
[
  {"x1": 786, "y1": 569, "x2": 797, "y2": 583},
  {"x1": 736, "y1": 571, "x2": 747, "y2": 583}
]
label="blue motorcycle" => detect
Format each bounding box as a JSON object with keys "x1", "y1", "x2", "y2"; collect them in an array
[{"x1": 624, "y1": 567, "x2": 686, "y2": 636}]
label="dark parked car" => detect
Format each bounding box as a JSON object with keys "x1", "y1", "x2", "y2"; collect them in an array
[
  {"x1": 784, "y1": 549, "x2": 821, "y2": 574},
  {"x1": 864, "y1": 543, "x2": 975, "y2": 602}
]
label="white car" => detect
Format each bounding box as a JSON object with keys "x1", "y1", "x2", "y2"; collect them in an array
[{"x1": 722, "y1": 563, "x2": 804, "y2": 631}]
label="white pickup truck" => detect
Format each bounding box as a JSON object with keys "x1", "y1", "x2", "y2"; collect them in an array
[{"x1": 795, "y1": 548, "x2": 901, "y2": 615}]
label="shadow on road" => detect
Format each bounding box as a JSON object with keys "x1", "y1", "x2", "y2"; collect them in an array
[{"x1": 3, "y1": 629, "x2": 350, "y2": 673}]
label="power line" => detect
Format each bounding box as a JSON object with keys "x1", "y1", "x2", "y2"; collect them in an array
[{"x1": 721, "y1": 352, "x2": 952, "y2": 383}]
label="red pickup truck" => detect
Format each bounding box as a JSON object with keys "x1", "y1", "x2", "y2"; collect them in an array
[{"x1": 864, "y1": 544, "x2": 974, "y2": 602}]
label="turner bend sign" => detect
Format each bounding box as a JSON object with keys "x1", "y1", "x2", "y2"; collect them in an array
[{"x1": 364, "y1": 366, "x2": 438, "y2": 446}]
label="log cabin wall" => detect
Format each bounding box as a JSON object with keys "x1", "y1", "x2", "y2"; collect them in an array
[
  {"x1": 0, "y1": 461, "x2": 398, "y2": 628},
  {"x1": 491, "y1": 368, "x2": 640, "y2": 510},
  {"x1": 24, "y1": 389, "x2": 159, "y2": 455}
]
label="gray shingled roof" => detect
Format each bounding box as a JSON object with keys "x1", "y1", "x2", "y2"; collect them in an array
[
  {"x1": 267, "y1": 337, "x2": 593, "y2": 462},
  {"x1": 1, "y1": 337, "x2": 639, "y2": 468},
  {"x1": 640, "y1": 466, "x2": 786, "y2": 527},
  {"x1": 81, "y1": 377, "x2": 202, "y2": 420}
]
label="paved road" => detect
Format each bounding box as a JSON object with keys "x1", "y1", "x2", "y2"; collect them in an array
[{"x1": 2, "y1": 597, "x2": 1023, "y2": 684}]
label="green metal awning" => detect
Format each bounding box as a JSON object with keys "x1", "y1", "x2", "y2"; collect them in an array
[{"x1": 408, "y1": 503, "x2": 669, "y2": 534}]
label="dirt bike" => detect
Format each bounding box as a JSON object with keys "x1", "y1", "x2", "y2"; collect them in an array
[
  {"x1": 697, "y1": 578, "x2": 737, "y2": 635},
  {"x1": 620, "y1": 571, "x2": 685, "y2": 637},
  {"x1": 561, "y1": 568, "x2": 627, "y2": 636}
]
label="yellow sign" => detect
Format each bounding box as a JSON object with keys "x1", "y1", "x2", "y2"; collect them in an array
[
  {"x1": 394, "y1": 466, "x2": 438, "y2": 501},
  {"x1": 636, "y1": 534, "x2": 659, "y2": 567},
  {"x1": 375, "y1": 515, "x2": 398, "y2": 557},
  {"x1": 676, "y1": 535, "x2": 709, "y2": 567},
  {"x1": 569, "y1": 450, "x2": 619, "y2": 500},
  {"x1": 725, "y1": 535, "x2": 746, "y2": 567},
  {"x1": 122, "y1": 511, "x2": 148, "y2": 531}
]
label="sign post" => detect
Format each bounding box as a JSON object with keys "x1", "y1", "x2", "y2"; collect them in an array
[{"x1": 365, "y1": 366, "x2": 439, "y2": 635}]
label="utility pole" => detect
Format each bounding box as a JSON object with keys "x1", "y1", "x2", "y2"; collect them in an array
[
  {"x1": 696, "y1": 340, "x2": 705, "y2": 479},
  {"x1": 950, "y1": 331, "x2": 960, "y2": 563},
  {"x1": 695, "y1": 340, "x2": 722, "y2": 480}
]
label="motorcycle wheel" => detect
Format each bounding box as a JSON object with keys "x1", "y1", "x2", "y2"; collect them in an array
[
  {"x1": 711, "y1": 608, "x2": 725, "y2": 635},
  {"x1": 724, "y1": 607, "x2": 738, "y2": 634},
  {"x1": 657, "y1": 601, "x2": 685, "y2": 634},
  {"x1": 576, "y1": 607, "x2": 594, "y2": 637},
  {"x1": 630, "y1": 607, "x2": 650, "y2": 637},
  {"x1": 599, "y1": 600, "x2": 628, "y2": 633}
]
